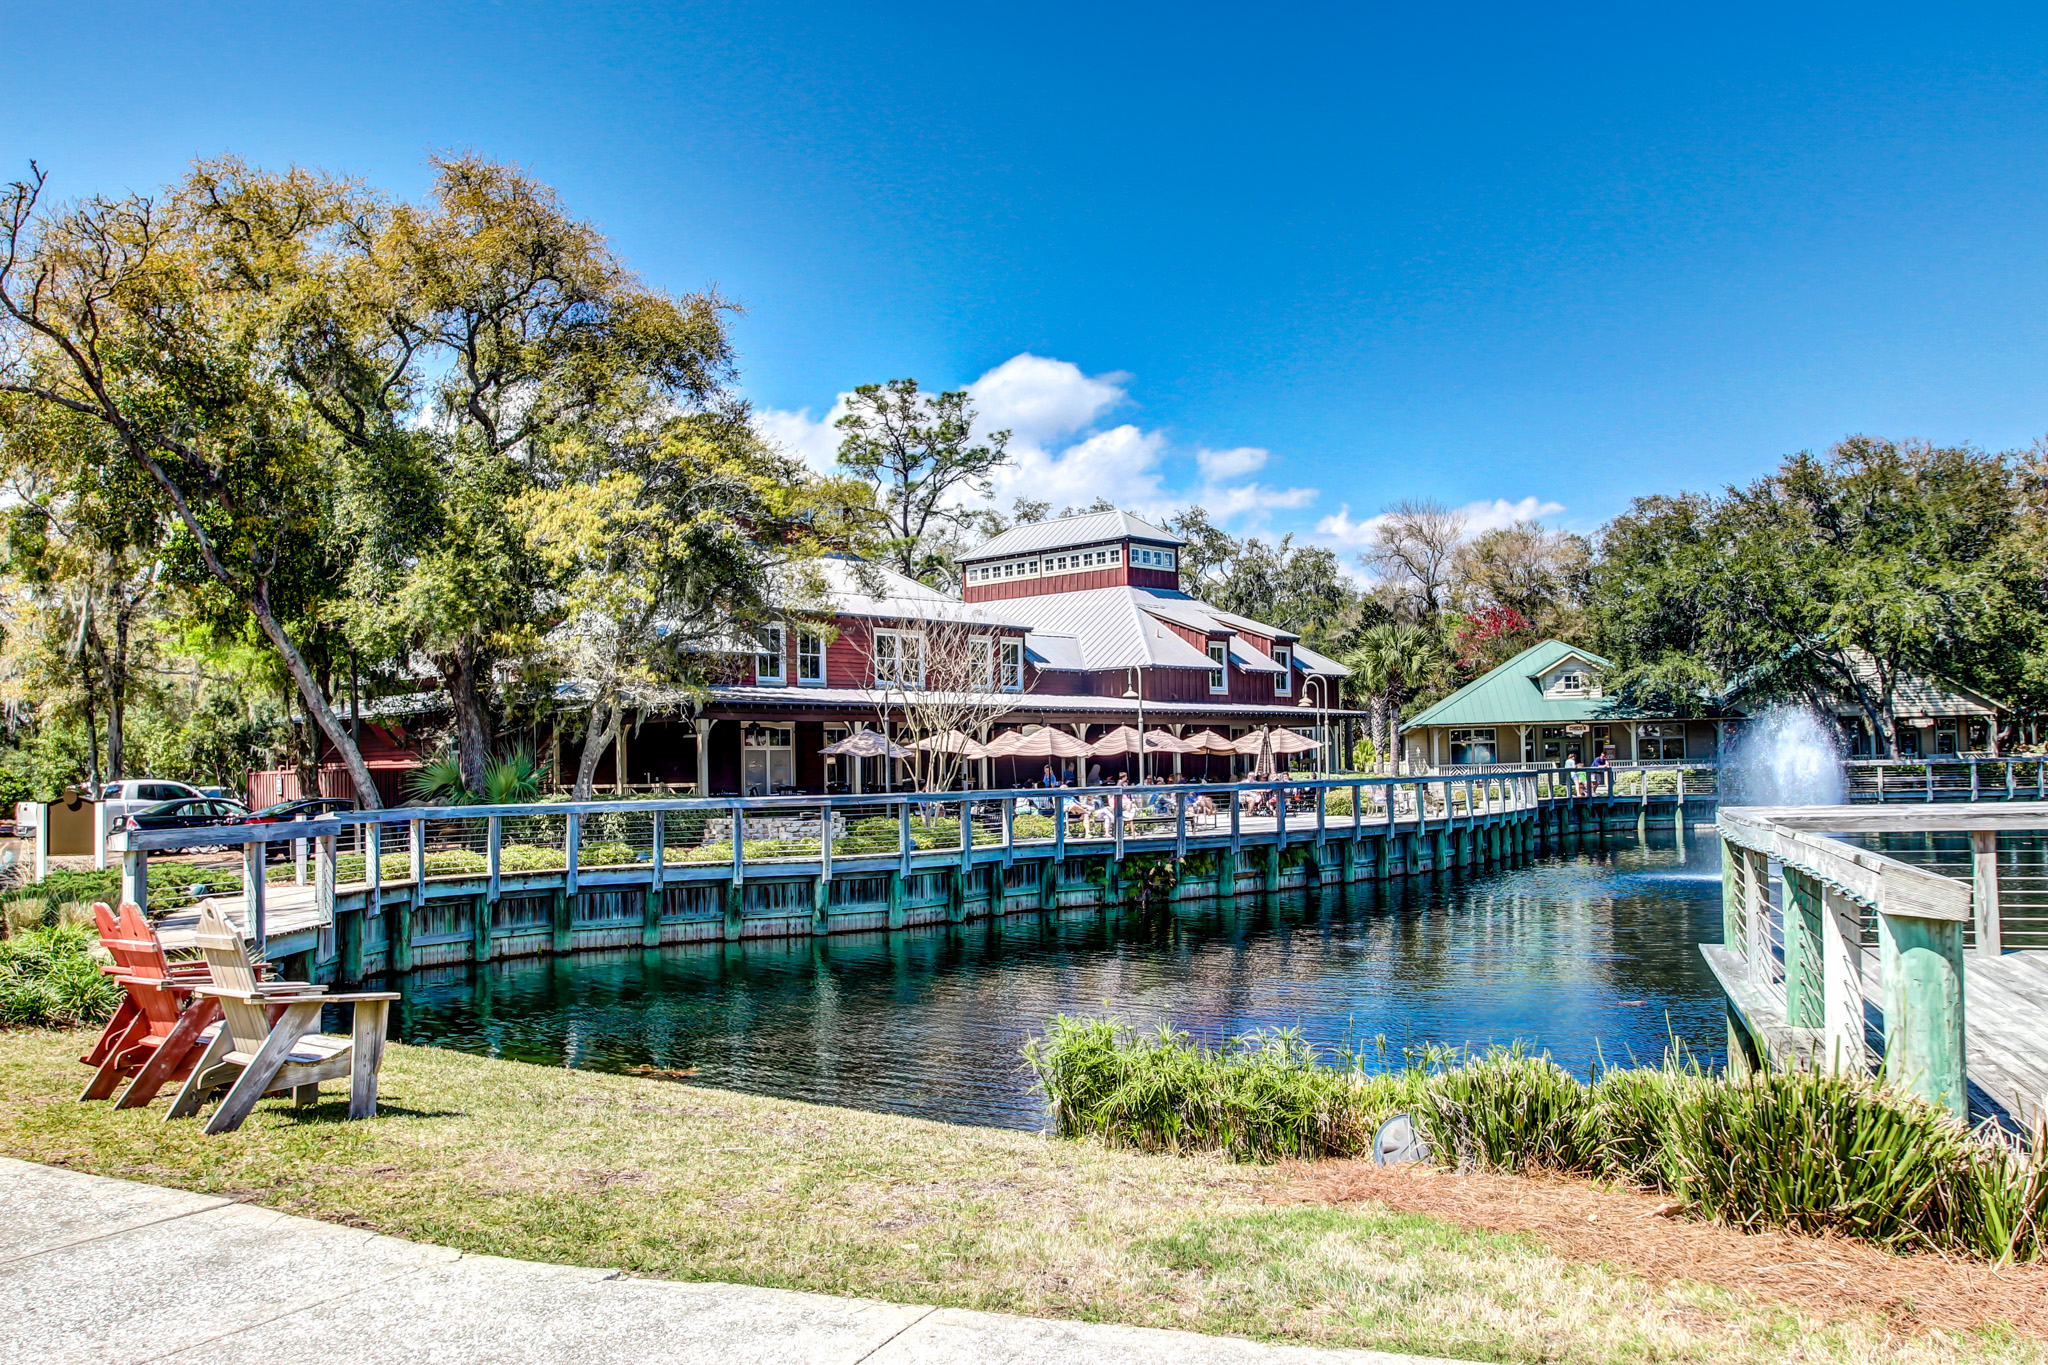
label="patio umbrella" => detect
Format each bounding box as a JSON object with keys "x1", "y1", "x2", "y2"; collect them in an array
[
  {"x1": 1231, "y1": 726, "x2": 1321, "y2": 755},
  {"x1": 983, "y1": 727, "x2": 1092, "y2": 759},
  {"x1": 912, "y1": 729, "x2": 989, "y2": 760},
  {"x1": 819, "y1": 727, "x2": 914, "y2": 760},
  {"x1": 1246, "y1": 726, "x2": 1279, "y2": 782},
  {"x1": 1181, "y1": 729, "x2": 1238, "y2": 756},
  {"x1": 1086, "y1": 725, "x2": 1190, "y2": 755}
]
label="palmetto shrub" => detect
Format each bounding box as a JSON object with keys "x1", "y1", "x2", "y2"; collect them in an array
[{"x1": 1027, "y1": 1017, "x2": 2048, "y2": 1261}]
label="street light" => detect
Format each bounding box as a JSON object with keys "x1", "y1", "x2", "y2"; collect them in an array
[
  {"x1": 1123, "y1": 668, "x2": 1146, "y2": 782},
  {"x1": 1298, "y1": 676, "x2": 1329, "y2": 774}
]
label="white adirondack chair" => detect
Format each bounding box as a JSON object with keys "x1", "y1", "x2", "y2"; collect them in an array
[{"x1": 167, "y1": 906, "x2": 400, "y2": 1135}]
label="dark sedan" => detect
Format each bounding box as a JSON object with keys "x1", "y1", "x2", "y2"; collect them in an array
[
  {"x1": 238, "y1": 797, "x2": 358, "y2": 825},
  {"x1": 120, "y1": 798, "x2": 249, "y2": 846}
]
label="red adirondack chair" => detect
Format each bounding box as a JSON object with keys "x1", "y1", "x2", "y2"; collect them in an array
[
  {"x1": 79, "y1": 902, "x2": 221, "y2": 1108},
  {"x1": 79, "y1": 902, "x2": 326, "y2": 1110}
]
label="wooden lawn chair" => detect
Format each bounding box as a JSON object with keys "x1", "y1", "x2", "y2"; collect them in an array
[
  {"x1": 79, "y1": 902, "x2": 219, "y2": 1107},
  {"x1": 169, "y1": 906, "x2": 398, "y2": 1135}
]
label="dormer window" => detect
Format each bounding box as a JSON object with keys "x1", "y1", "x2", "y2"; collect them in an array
[
  {"x1": 1272, "y1": 645, "x2": 1292, "y2": 695},
  {"x1": 1546, "y1": 665, "x2": 1599, "y2": 697}
]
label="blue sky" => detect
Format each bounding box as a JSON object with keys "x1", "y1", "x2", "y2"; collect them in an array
[{"x1": 9, "y1": 2, "x2": 2048, "y2": 559}]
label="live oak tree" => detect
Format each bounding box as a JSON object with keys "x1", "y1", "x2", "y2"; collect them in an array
[
  {"x1": 835, "y1": 379, "x2": 1010, "y2": 584},
  {"x1": 1589, "y1": 438, "x2": 2044, "y2": 753},
  {"x1": 0, "y1": 164, "x2": 386, "y2": 804},
  {"x1": 189, "y1": 152, "x2": 749, "y2": 795},
  {"x1": 518, "y1": 411, "x2": 869, "y2": 798}
]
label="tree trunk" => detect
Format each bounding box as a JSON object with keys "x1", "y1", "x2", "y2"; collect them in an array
[
  {"x1": 442, "y1": 646, "x2": 495, "y2": 795},
  {"x1": 247, "y1": 582, "x2": 383, "y2": 808},
  {"x1": 572, "y1": 697, "x2": 619, "y2": 801}
]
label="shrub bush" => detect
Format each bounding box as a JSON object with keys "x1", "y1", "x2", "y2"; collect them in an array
[
  {"x1": 0, "y1": 922, "x2": 119, "y2": 1027},
  {"x1": 1026, "y1": 1016, "x2": 2048, "y2": 1261}
]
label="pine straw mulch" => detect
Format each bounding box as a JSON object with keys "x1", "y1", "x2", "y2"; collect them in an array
[{"x1": 1288, "y1": 1160, "x2": 2048, "y2": 1340}]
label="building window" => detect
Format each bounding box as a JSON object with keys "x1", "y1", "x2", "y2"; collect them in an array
[
  {"x1": 873, "y1": 629, "x2": 925, "y2": 687},
  {"x1": 1109, "y1": 547, "x2": 1121, "y2": 563},
  {"x1": 1553, "y1": 670, "x2": 1586, "y2": 694},
  {"x1": 1272, "y1": 645, "x2": 1291, "y2": 695},
  {"x1": 797, "y1": 630, "x2": 825, "y2": 685},
  {"x1": 755, "y1": 625, "x2": 784, "y2": 684},
  {"x1": 1000, "y1": 638, "x2": 1023, "y2": 691},
  {"x1": 970, "y1": 636, "x2": 995, "y2": 690},
  {"x1": 1207, "y1": 641, "x2": 1228, "y2": 693},
  {"x1": 1638, "y1": 723, "x2": 1686, "y2": 762},
  {"x1": 1448, "y1": 727, "x2": 1497, "y2": 764}
]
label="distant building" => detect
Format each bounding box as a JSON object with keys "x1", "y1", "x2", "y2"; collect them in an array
[
  {"x1": 1400, "y1": 640, "x2": 1726, "y2": 770},
  {"x1": 261, "y1": 511, "x2": 1359, "y2": 801},
  {"x1": 1400, "y1": 637, "x2": 2008, "y2": 772}
]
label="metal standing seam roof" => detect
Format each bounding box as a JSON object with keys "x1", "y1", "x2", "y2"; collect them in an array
[
  {"x1": 1023, "y1": 632, "x2": 1088, "y2": 670},
  {"x1": 959, "y1": 510, "x2": 1184, "y2": 562},
  {"x1": 1404, "y1": 639, "x2": 1621, "y2": 730},
  {"x1": 991, "y1": 586, "x2": 1221, "y2": 670},
  {"x1": 804, "y1": 557, "x2": 1034, "y2": 630}
]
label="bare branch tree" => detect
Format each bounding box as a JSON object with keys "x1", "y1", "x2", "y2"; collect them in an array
[
  {"x1": 1363, "y1": 498, "x2": 1466, "y2": 624},
  {"x1": 855, "y1": 612, "x2": 1026, "y2": 794}
]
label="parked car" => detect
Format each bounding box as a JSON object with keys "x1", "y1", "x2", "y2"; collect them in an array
[
  {"x1": 98, "y1": 779, "x2": 213, "y2": 825},
  {"x1": 237, "y1": 797, "x2": 358, "y2": 825},
  {"x1": 120, "y1": 798, "x2": 249, "y2": 844}
]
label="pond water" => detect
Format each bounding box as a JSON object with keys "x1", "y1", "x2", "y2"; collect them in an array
[{"x1": 379, "y1": 829, "x2": 1729, "y2": 1131}]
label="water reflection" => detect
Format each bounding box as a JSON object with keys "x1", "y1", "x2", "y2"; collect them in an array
[{"x1": 382, "y1": 828, "x2": 1728, "y2": 1130}]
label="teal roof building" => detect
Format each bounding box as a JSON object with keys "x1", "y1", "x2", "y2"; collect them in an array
[{"x1": 1401, "y1": 639, "x2": 1724, "y2": 768}]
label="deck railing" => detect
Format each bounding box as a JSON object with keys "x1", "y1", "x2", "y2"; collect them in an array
[
  {"x1": 1710, "y1": 801, "x2": 2048, "y2": 1121},
  {"x1": 109, "y1": 770, "x2": 1584, "y2": 939}
]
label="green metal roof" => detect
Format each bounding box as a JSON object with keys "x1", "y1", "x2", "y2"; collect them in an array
[{"x1": 1405, "y1": 639, "x2": 1620, "y2": 729}]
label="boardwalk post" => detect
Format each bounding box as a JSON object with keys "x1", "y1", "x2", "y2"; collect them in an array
[
  {"x1": 119, "y1": 846, "x2": 148, "y2": 919},
  {"x1": 1002, "y1": 797, "x2": 1015, "y2": 869},
  {"x1": 564, "y1": 813, "x2": 581, "y2": 898},
  {"x1": 1817, "y1": 883, "x2": 1865, "y2": 1073},
  {"x1": 1972, "y1": 830, "x2": 2002, "y2": 954},
  {"x1": 314, "y1": 831, "x2": 336, "y2": 936},
  {"x1": 243, "y1": 837, "x2": 269, "y2": 958},
  {"x1": 1879, "y1": 902, "x2": 1968, "y2": 1117},
  {"x1": 1174, "y1": 791, "x2": 1187, "y2": 864},
  {"x1": 725, "y1": 802, "x2": 745, "y2": 941},
  {"x1": 486, "y1": 815, "x2": 503, "y2": 902}
]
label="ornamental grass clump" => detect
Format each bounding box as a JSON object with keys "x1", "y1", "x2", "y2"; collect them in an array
[
  {"x1": 1026, "y1": 1015, "x2": 2048, "y2": 1262},
  {"x1": 1024, "y1": 1016, "x2": 1419, "y2": 1161},
  {"x1": 0, "y1": 922, "x2": 119, "y2": 1027}
]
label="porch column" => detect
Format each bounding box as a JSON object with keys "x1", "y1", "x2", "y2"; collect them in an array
[
  {"x1": 695, "y1": 717, "x2": 717, "y2": 795},
  {"x1": 1627, "y1": 722, "x2": 1639, "y2": 762}
]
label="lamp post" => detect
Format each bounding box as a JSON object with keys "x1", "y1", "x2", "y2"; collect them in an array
[
  {"x1": 1298, "y1": 676, "x2": 1328, "y2": 775},
  {"x1": 1123, "y1": 668, "x2": 1147, "y2": 782}
]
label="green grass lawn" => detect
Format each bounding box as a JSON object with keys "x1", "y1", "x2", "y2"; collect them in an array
[{"x1": 0, "y1": 1028, "x2": 2034, "y2": 1365}]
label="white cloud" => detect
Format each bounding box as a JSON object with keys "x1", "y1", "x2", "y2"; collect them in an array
[
  {"x1": 1316, "y1": 495, "x2": 1567, "y2": 548},
  {"x1": 756, "y1": 352, "x2": 1319, "y2": 532},
  {"x1": 754, "y1": 401, "x2": 849, "y2": 473},
  {"x1": 1195, "y1": 445, "x2": 1268, "y2": 481},
  {"x1": 966, "y1": 353, "x2": 1126, "y2": 445}
]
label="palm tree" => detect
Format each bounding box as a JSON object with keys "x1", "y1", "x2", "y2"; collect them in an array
[{"x1": 1343, "y1": 623, "x2": 1441, "y2": 773}]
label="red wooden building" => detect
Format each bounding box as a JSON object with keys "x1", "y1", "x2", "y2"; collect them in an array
[{"x1": 263, "y1": 511, "x2": 1356, "y2": 801}]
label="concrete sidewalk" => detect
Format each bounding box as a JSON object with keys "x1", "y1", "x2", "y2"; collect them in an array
[{"x1": 0, "y1": 1158, "x2": 1475, "y2": 1365}]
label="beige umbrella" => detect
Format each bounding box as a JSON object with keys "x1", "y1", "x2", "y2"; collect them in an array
[
  {"x1": 984, "y1": 726, "x2": 1092, "y2": 759},
  {"x1": 1246, "y1": 726, "x2": 1279, "y2": 781},
  {"x1": 1232, "y1": 726, "x2": 1321, "y2": 755},
  {"x1": 819, "y1": 727, "x2": 914, "y2": 759},
  {"x1": 1085, "y1": 725, "x2": 1192, "y2": 756},
  {"x1": 1181, "y1": 729, "x2": 1239, "y2": 755},
  {"x1": 913, "y1": 729, "x2": 990, "y2": 760}
]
